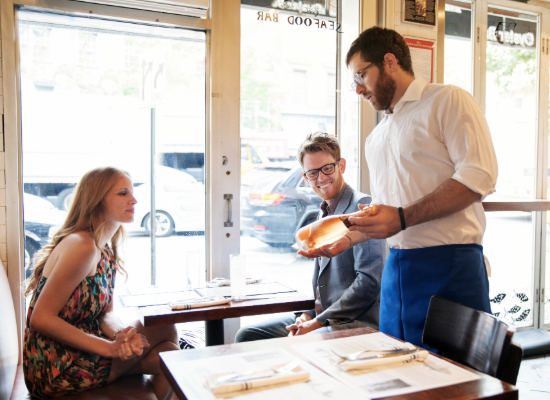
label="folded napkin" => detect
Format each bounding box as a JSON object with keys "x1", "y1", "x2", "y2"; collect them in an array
[
  {"x1": 207, "y1": 277, "x2": 263, "y2": 287},
  {"x1": 337, "y1": 350, "x2": 429, "y2": 371},
  {"x1": 169, "y1": 296, "x2": 230, "y2": 311},
  {"x1": 208, "y1": 369, "x2": 310, "y2": 395}
]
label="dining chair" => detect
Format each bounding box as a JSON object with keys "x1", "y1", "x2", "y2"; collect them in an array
[{"x1": 422, "y1": 295, "x2": 523, "y2": 385}]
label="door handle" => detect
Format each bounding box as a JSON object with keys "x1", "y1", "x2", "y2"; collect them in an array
[{"x1": 224, "y1": 194, "x2": 233, "y2": 227}]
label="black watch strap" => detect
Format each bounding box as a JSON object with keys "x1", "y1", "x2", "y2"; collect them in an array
[{"x1": 398, "y1": 207, "x2": 406, "y2": 231}]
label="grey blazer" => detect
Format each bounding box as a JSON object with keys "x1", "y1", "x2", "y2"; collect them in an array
[{"x1": 304, "y1": 185, "x2": 386, "y2": 329}]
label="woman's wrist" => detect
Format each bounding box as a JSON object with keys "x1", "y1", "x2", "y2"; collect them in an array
[
  {"x1": 112, "y1": 329, "x2": 122, "y2": 341},
  {"x1": 101, "y1": 339, "x2": 118, "y2": 358}
]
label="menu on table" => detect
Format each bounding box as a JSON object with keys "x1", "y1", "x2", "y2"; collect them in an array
[
  {"x1": 119, "y1": 290, "x2": 201, "y2": 307},
  {"x1": 195, "y1": 282, "x2": 296, "y2": 298},
  {"x1": 291, "y1": 332, "x2": 480, "y2": 398},
  {"x1": 172, "y1": 348, "x2": 360, "y2": 399},
  {"x1": 120, "y1": 282, "x2": 298, "y2": 307}
]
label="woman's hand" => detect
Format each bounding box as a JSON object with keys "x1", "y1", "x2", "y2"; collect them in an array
[
  {"x1": 128, "y1": 331, "x2": 149, "y2": 356},
  {"x1": 111, "y1": 327, "x2": 150, "y2": 360}
]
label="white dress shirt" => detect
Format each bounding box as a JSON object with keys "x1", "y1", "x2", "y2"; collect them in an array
[{"x1": 365, "y1": 77, "x2": 498, "y2": 249}]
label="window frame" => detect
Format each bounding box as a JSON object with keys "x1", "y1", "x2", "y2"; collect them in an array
[{"x1": 1, "y1": 0, "x2": 222, "y2": 355}]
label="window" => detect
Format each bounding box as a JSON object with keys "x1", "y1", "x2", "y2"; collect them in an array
[
  {"x1": 19, "y1": 10, "x2": 207, "y2": 291},
  {"x1": 292, "y1": 69, "x2": 307, "y2": 106},
  {"x1": 238, "y1": 1, "x2": 361, "y2": 331},
  {"x1": 444, "y1": 1, "x2": 549, "y2": 329},
  {"x1": 444, "y1": 0, "x2": 473, "y2": 93}
]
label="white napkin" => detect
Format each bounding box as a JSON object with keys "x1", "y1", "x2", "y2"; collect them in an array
[
  {"x1": 207, "y1": 277, "x2": 263, "y2": 287},
  {"x1": 337, "y1": 350, "x2": 429, "y2": 371},
  {"x1": 207, "y1": 369, "x2": 310, "y2": 394},
  {"x1": 169, "y1": 296, "x2": 230, "y2": 310}
]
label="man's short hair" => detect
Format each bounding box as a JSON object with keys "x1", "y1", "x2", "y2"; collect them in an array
[
  {"x1": 346, "y1": 27, "x2": 414, "y2": 76},
  {"x1": 297, "y1": 132, "x2": 341, "y2": 167}
]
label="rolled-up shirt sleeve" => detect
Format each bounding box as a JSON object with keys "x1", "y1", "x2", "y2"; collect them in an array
[{"x1": 439, "y1": 88, "x2": 498, "y2": 200}]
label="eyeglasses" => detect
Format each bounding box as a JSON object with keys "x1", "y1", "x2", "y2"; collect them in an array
[
  {"x1": 351, "y1": 63, "x2": 376, "y2": 90},
  {"x1": 303, "y1": 160, "x2": 341, "y2": 181}
]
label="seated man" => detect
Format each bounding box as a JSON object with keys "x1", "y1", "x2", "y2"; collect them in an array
[{"x1": 235, "y1": 132, "x2": 386, "y2": 342}]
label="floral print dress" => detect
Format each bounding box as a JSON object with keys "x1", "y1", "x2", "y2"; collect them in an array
[{"x1": 23, "y1": 245, "x2": 117, "y2": 398}]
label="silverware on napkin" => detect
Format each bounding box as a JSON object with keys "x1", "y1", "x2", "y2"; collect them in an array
[
  {"x1": 331, "y1": 347, "x2": 421, "y2": 363},
  {"x1": 182, "y1": 296, "x2": 223, "y2": 303},
  {"x1": 215, "y1": 359, "x2": 301, "y2": 384}
]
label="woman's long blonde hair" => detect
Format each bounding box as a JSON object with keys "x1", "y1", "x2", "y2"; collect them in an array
[{"x1": 25, "y1": 166, "x2": 129, "y2": 296}]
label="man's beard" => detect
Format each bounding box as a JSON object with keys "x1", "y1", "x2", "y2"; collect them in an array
[{"x1": 371, "y1": 66, "x2": 397, "y2": 112}]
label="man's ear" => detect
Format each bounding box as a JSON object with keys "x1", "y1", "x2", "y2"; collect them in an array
[
  {"x1": 339, "y1": 158, "x2": 347, "y2": 174},
  {"x1": 383, "y1": 53, "x2": 398, "y2": 71}
]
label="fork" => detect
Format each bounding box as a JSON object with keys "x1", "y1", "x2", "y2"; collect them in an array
[
  {"x1": 215, "y1": 359, "x2": 301, "y2": 384},
  {"x1": 330, "y1": 347, "x2": 412, "y2": 363}
]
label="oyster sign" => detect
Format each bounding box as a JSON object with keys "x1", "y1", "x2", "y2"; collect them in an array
[{"x1": 487, "y1": 25, "x2": 535, "y2": 47}]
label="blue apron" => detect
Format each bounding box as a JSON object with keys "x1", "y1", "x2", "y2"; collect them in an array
[{"x1": 380, "y1": 244, "x2": 491, "y2": 352}]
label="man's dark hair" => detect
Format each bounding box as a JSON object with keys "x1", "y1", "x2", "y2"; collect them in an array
[{"x1": 346, "y1": 27, "x2": 414, "y2": 76}]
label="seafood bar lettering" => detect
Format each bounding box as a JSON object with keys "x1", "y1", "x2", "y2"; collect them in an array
[{"x1": 257, "y1": 11, "x2": 343, "y2": 32}]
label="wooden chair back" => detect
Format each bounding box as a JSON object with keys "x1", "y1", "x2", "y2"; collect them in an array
[
  {"x1": 423, "y1": 296, "x2": 522, "y2": 385},
  {"x1": 0, "y1": 260, "x2": 19, "y2": 400}
]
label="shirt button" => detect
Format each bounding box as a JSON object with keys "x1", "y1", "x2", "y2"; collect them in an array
[
  {"x1": 392, "y1": 191, "x2": 395, "y2": 195},
  {"x1": 389, "y1": 166, "x2": 393, "y2": 170}
]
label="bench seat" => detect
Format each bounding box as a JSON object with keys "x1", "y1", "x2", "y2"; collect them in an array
[
  {"x1": 1, "y1": 260, "x2": 157, "y2": 400},
  {"x1": 10, "y1": 366, "x2": 157, "y2": 400}
]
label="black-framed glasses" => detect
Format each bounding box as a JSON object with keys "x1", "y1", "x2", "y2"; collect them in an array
[
  {"x1": 303, "y1": 160, "x2": 341, "y2": 181},
  {"x1": 351, "y1": 63, "x2": 376, "y2": 90}
]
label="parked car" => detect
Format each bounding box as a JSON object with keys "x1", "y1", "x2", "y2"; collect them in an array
[
  {"x1": 241, "y1": 164, "x2": 321, "y2": 247},
  {"x1": 241, "y1": 143, "x2": 271, "y2": 175},
  {"x1": 130, "y1": 165, "x2": 205, "y2": 237},
  {"x1": 23, "y1": 193, "x2": 67, "y2": 278}
]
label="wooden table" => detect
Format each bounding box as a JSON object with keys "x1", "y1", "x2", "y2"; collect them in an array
[
  {"x1": 138, "y1": 293, "x2": 314, "y2": 346},
  {"x1": 160, "y1": 328, "x2": 518, "y2": 400}
]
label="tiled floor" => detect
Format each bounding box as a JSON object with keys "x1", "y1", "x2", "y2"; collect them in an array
[{"x1": 517, "y1": 354, "x2": 550, "y2": 400}]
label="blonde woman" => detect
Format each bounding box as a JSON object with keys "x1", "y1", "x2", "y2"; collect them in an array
[{"x1": 23, "y1": 167, "x2": 179, "y2": 399}]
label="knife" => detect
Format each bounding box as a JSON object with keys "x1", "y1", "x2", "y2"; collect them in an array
[
  {"x1": 215, "y1": 359, "x2": 301, "y2": 384},
  {"x1": 351, "y1": 348, "x2": 423, "y2": 362}
]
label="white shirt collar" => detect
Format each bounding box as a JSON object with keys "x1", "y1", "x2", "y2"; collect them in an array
[{"x1": 386, "y1": 77, "x2": 427, "y2": 115}]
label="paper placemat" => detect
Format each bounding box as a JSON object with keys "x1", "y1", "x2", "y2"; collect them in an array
[
  {"x1": 172, "y1": 348, "x2": 358, "y2": 399},
  {"x1": 196, "y1": 282, "x2": 296, "y2": 298},
  {"x1": 120, "y1": 290, "x2": 201, "y2": 307},
  {"x1": 291, "y1": 332, "x2": 480, "y2": 399}
]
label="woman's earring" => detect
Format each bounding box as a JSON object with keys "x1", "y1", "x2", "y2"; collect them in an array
[{"x1": 391, "y1": 68, "x2": 394, "y2": 72}]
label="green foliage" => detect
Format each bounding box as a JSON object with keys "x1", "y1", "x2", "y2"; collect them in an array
[
  {"x1": 240, "y1": 50, "x2": 283, "y2": 133},
  {"x1": 486, "y1": 44, "x2": 536, "y2": 91}
]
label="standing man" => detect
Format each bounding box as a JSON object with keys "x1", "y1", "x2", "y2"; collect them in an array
[
  {"x1": 310, "y1": 27, "x2": 498, "y2": 350},
  {"x1": 235, "y1": 132, "x2": 386, "y2": 342}
]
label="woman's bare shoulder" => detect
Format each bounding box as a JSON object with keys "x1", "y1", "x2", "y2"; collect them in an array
[
  {"x1": 43, "y1": 232, "x2": 100, "y2": 278},
  {"x1": 54, "y1": 232, "x2": 98, "y2": 264}
]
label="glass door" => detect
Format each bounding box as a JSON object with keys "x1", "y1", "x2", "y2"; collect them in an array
[
  {"x1": 482, "y1": 5, "x2": 540, "y2": 328},
  {"x1": 239, "y1": 2, "x2": 337, "y2": 296},
  {"x1": 444, "y1": 0, "x2": 474, "y2": 93},
  {"x1": 238, "y1": 0, "x2": 361, "y2": 327},
  {"x1": 19, "y1": 9, "x2": 207, "y2": 293}
]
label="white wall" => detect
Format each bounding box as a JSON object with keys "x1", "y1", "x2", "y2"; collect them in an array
[
  {"x1": 392, "y1": 0, "x2": 440, "y2": 81},
  {"x1": 0, "y1": 45, "x2": 5, "y2": 273}
]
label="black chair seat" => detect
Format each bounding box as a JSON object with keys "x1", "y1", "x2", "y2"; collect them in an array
[
  {"x1": 513, "y1": 328, "x2": 550, "y2": 358},
  {"x1": 423, "y1": 296, "x2": 522, "y2": 385}
]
